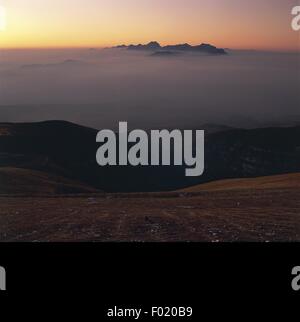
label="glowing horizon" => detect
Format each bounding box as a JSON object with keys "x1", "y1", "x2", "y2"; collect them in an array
[{"x1": 0, "y1": 0, "x2": 299, "y2": 52}]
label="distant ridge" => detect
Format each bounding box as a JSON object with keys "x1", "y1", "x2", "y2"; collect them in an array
[
  {"x1": 112, "y1": 41, "x2": 227, "y2": 55},
  {"x1": 21, "y1": 59, "x2": 86, "y2": 69}
]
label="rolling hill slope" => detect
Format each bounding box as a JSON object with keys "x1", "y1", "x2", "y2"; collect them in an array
[
  {"x1": 0, "y1": 167, "x2": 98, "y2": 195},
  {"x1": 181, "y1": 172, "x2": 300, "y2": 192},
  {"x1": 1, "y1": 120, "x2": 300, "y2": 192}
]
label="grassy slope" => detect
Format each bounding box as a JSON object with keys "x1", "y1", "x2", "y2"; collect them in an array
[
  {"x1": 181, "y1": 173, "x2": 300, "y2": 192},
  {"x1": 0, "y1": 167, "x2": 98, "y2": 195}
]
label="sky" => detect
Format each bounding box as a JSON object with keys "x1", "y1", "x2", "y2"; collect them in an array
[{"x1": 0, "y1": 0, "x2": 299, "y2": 51}]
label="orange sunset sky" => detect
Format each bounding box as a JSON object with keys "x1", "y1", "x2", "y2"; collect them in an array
[{"x1": 0, "y1": 0, "x2": 299, "y2": 51}]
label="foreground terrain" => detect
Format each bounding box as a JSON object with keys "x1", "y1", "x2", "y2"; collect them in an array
[
  {"x1": 1, "y1": 120, "x2": 300, "y2": 242},
  {"x1": 0, "y1": 177, "x2": 299, "y2": 242}
]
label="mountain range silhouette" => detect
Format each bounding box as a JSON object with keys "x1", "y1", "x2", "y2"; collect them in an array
[{"x1": 113, "y1": 41, "x2": 227, "y2": 55}]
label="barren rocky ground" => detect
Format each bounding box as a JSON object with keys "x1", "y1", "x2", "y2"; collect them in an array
[{"x1": 0, "y1": 187, "x2": 299, "y2": 242}]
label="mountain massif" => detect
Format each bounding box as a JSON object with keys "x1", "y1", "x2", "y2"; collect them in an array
[{"x1": 113, "y1": 41, "x2": 227, "y2": 55}]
